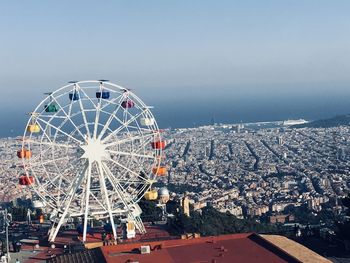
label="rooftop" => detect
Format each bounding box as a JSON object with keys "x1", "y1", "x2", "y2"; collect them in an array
[{"x1": 98, "y1": 233, "x2": 329, "y2": 263}]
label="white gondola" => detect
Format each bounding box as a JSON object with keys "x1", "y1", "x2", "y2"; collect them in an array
[
  {"x1": 32, "y1": 200, "x2": 45, "y2": 208},
  {"x1": 140, "y1": 117, "x2": 155, "y2": 126}
]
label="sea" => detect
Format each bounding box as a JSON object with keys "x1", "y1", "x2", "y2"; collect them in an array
[{"x1": 1, "y1": 93, "x2": 349, "y2": 138}]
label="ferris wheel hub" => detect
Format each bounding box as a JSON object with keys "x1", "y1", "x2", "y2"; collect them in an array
[{"x1": 80, "y1": 138, "x2": 109, "y2": 162}]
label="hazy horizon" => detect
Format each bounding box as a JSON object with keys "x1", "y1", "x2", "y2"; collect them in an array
[{"x1": 1, "y1": 1, "x2": 350, "y2": 136}]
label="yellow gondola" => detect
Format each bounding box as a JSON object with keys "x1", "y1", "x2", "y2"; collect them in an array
[
  {"x1": 144, "y1": 190, "x2": 158, "y2": 200},
  {"x1": 27, "y1": 124, "x2": 40, "y2": 133}
]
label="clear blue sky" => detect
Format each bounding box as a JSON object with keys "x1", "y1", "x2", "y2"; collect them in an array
[{"x1": 0, "y1": 1, "x2": 350, "y2": 135}]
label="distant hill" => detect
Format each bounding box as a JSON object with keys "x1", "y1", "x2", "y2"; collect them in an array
[{"x1": 292, "y1": 114, "x2": 350, "y2": 128}]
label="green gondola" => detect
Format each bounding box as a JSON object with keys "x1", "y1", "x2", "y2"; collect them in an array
[{"x1": 44, "y1": 103, "x2": 59, "y2": 113}]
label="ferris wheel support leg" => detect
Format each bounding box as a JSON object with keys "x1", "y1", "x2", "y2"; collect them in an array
[
  {"x1": 83, "y1": 162, "x2": 92, "y2": 242},
  {"x1": 98, "y1": 161, "x2": 117, "y2": 241},
  {"x1": 102, "y1": 163, "x2": 146, "y2": 235},
  {"x1": 49, "y1": 163, "x2": 89, "y2": 242}
]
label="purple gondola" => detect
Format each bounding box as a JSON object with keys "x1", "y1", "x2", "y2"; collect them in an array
[{"x1": 121, "y1": 100, "x2": 134, "y2": 109}]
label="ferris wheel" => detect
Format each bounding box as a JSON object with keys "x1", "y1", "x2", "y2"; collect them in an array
[{"x1": 18, "y1": 80, "x2": 167, "y2": 242}]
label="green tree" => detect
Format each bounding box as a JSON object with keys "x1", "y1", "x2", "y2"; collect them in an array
[
  {"x1": 337, "y1": 194, "x2": 350, "y2": 241},
  {"x1": 138, "y1": 199, "x2": 162, "y2": 222}
]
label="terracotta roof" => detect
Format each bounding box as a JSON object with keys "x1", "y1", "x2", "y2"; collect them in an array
[
  {"x1": 100, "y1": 233, "x2": 307, "y2": 263},
  {"x1": 260, "y1": 234, "x2": 332, "y2": 263}
]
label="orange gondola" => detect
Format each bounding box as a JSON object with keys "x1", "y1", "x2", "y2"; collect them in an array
[
  {"x1": 17, "y1": 149, "x2": 32, "y2": 159},
  {"x1": 152, "y1": 166, "x2": 167, "y2": 176}
]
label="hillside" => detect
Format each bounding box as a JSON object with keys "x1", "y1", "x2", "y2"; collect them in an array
[{"x1": 293, "y1": 114, "x2": 350, "y2": 128}]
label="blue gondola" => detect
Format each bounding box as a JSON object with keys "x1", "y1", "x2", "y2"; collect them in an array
[
  {"x1": 104, "y1": 223, "x2": 113, "y2": 233},
  {"x1": 96, "y1": 91, "x2": 110, "y2": 99},
  {"x1": 77, "y1": 224, "x2": 92, "y2": 234},
  {"x1": 69, "y1": 92, "x2": 79, "y2": 101}
]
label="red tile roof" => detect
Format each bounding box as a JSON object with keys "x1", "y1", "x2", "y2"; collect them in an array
[{"x1": 100, "y1": 233, "x2": 302, "y2": 263}]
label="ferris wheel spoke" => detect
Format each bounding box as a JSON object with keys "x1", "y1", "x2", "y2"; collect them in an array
[
  {"x1": 98, "y1": 94, "x2": 123, "y2": 111},
  {"x1": 97, "y1": 93, "x2": 126, "y2": 140},
  {"x1": 40, "y1": 115, "x2": 67, "y2": 119},
  {"x1": 36, "y1": 116, "x2": 83, "y2": 145},
  {"x1": 107, "y1": 150, "x2": 154, "y2": 159},
  {"x1": 90, "y1": 191, "x2": 108, "y2": 211},
  {"x1": 27, "y1": 139, "x2": 75, "y2": 149},
  {"x1": 122, "y1": 125, "x2": 156, "y2": 133},
  {"x1": 40, "y1": 178, "x2": 70, "y2": 199},
  {"x1": 102, "y1": 108, "x2": 148, "y2": 143},
  {"x1": 40, "y1": 157, "x2": 81, "y2": 185},
  {"x1": 59, "y1": 160, "x2": 89, "y2": 209},
  {"x1": 92, "y1": 83, "x2": 104, "y2": 139},
  {"x1": 31, "y1": 121, "x2": 79, "y2": 177},
  {"x1": 76, "y1": 85, "x2": 92, "y2": 138},
  {"x1": 51, "y1": 96, "x2": 87, "y2": 141},
  {"x1": 30, "y1": 156, "x2": 70, "y2": 167},
  {"x1": 83, "y1": 161, "x2": 92, "y2": 241},
  {"x1": 115, "y1": 179, "x2": 146, "y2": 184},
  {"x1": 104, "y1": 132, "x2": 155, "y2": 148},
  {"x1": 134, "y1": 134, "x2": 156, "y2": 154},
  {"x1": 104, "y1": 157, "x2": 150, "y2": 183},
  {"x1": 50, "y1": 161, "x2": 89, "y2": 241},
  {"x1": 107, "y1": 136, "x2": 155, "y2": 169},
  {"x1": 31, "y1": 119, "x2": 52, "y2": 142},
  {"x1": 97, "y1": 160, "x2": 117, "y2": 240},
  {"x1": 93, "y1": 107, "x2": 101, "y2": 139},
  {"x1": 78, "y1": 87, "x2": 97, "y2": 108},
  {"x1": 101, "y1": 163, "x2": 137, "y2": 209},
  {"x1": 40, "y1": 168, "x2": 72, "y2": 189},
  {"x1": 100, "y1": 163, "x2": 123, "y2": 194},
  {"x1": 120, "y1": 133, "x2": 158, "y2": 176},
  {"x1": 29, "y1": 145, "x2": 75, "y2": 175}
]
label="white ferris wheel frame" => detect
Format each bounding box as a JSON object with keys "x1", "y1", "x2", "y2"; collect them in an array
[{"x1": 20, "y1": 80, "x2": 164, "y2": 242}]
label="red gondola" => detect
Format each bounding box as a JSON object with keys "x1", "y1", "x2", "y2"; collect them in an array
[
  {"x1": 151, "y1": 141, "x2": 166, "y2": 150},
  {"x1": 19, "y1": 175, "x2": 34, "y2": 185}
]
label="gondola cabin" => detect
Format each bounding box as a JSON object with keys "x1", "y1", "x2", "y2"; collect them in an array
[
  {"x1": 121, "y1": 100, "x2": 134, "y2": 109},
  {"x1": 151, "y1": 141, "x2": 166, "y2": 150},
  {"x1": 33, "y1": 200, "x2": 45, "y2": 208},
  {"x1": 140, "y1": 117, "x2": 155, "y2": 126},
  {"x1": 17, "y1": 149, "x2": 32, "y2": 159},
  {"x1": 152, "y1": 166, "x2": 167, "y2": 176},
  {"x1": 27, "y1": 124, "x2": 40, "y2": 133},
  {"x1": 96, "y1": 91, "x2": 110, "y2": 99},
  {"x1": 44, "y1": 103, "x2": 58, "y2": 113},
  {"x1": 69, "y1": 92, "x2": 79, "y2": 101},
  {"x1": 144, "y1": 190, "x2": 158, "y2": 200},
  {"x1": 19, "y1": 175, "x2": 34, "y2": 185}
]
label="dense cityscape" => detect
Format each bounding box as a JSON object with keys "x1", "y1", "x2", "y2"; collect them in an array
[
  {"x1": 2, "y1": 122, "x2": 349, "y2": 225},
  {"x1": 161, "y1": 123, "x2": 349, "y2": 224}
]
